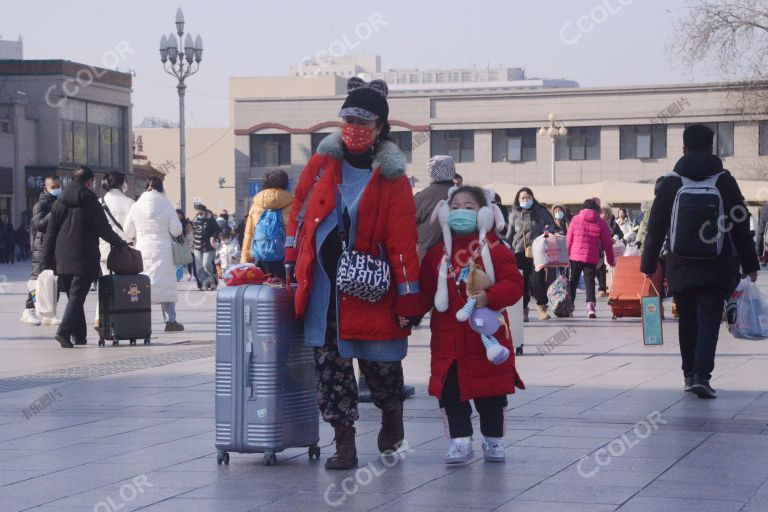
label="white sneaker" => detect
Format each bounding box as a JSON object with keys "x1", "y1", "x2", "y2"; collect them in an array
[
  {"x1": 445, "y1": 437, "x2": 474, "y2": 465},
  {"x1": 20, "y1": 309, "x2": 41, "y2": 325},
  {"x1": 482, "y1": 437, "x2": 506, "y2": 462},
  {"x1": 41, "y1": 316, "x2": 61, "y2": 326}
]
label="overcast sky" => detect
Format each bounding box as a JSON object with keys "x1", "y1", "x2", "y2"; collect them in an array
[{"x1": 5, "y1": 0, "x2": 710, "y2": 127}]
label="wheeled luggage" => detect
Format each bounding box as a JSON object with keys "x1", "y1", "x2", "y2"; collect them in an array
[
  {"x1": 97, "y1": 274, "x2": 152, "y2": 346},
  {"x1": 215, "y1": 283, "x2": 320, "y2": 466},
  {"x1": 608, "y1": 256, "x2": 663, "y2": 319}
]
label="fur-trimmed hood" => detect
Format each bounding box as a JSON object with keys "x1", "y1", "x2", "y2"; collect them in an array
[{"x1": 317, "y1": 131, "x2": 406, "y2": 179}]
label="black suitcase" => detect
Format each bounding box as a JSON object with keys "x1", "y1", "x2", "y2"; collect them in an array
[{"x1": 98, "y1": 274, "x2": 152, "y2": 346}]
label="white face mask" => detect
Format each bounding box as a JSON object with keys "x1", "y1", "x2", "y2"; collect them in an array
[{"x1": 121, "y1": 182, "x2": 128, "y2": 194}]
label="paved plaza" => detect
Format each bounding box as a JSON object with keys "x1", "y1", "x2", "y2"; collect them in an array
[{"x1": 1, "y1": 261, "x2": 768, "y2": 511}]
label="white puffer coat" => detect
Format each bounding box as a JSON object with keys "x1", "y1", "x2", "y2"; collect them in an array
[
  {"x1": 123, "y1": 190, "x2": 183, "y2": 304},
  {"x1": 99, "y1": 189, "x2": 135, "y2": 264}
]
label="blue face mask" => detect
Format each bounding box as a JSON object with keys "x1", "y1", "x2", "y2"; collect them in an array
[
  {"x1": 520, "y1": 200, "x2": 533, "y2": 210},
  {"x1": 49, "y1": 188, "x2": 62, "y2": 197},
  {"x1": 448, "y1": 209, "x2": 478, "y2": 235},
  {"x1": 555, "y1": 211, "x2": 565, "y2": 220}
]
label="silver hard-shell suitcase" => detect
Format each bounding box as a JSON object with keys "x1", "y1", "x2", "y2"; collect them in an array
[{"x1": 215, "y1": 283, "x2": 320, "y2": 466}]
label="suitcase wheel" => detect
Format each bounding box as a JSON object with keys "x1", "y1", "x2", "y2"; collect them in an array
[
  {"x1": 216, "y1": 451, "x2": 229, "y2": 466},
  {"x1": 98, "y1": 339, "x2": 105, "y2": 347},
  {"x1": 129, "y1": 339, "x2": 136, "y2": 346},
  {"x1": 308, "y1": 445, "x2": 321, "y2": 460},
  {"x1": 612, "y1": 315, "x2": 617, "y2": 320},
  {"x1": 143, "y1": 337, "x2": 151, "y2": 345},
  {"x1": 112, "y1": 338, "x2": 119, "y2": 347},
  {"x1": 515, "y1": 345, "x2": 524, "y2": 356},
  {"x1": 264, "y1": 452, "x2": 277, "y2": 466}
]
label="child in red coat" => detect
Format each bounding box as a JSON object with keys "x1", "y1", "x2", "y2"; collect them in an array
[{"x1": 417, "y1": 186, "x2": 525, "y2": 464}]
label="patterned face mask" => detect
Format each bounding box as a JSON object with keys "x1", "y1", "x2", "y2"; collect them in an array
[{"x1": 341, "y1": 124, "x2": 375, "y2": 154}]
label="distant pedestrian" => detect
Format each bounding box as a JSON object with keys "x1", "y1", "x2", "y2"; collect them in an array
[
  {"x1": 215, "y1": 228, "x2": 241, "y2": 275},
  {"x1": 616, "y1": 208, "x2": 634, "y2": 239},
  {"x1": 506, "y1": 187, "x2": 554, "y2": 322},
  {"x1": 43, "y1": 167, "x2": 127, "y2": 348},
  {"x1": 550, "y1": 204, "x2": 570, "y2": 236},
  {"x1": 21, "y1": 175, "x2": 62, "y2": 326},
  {"x1": 453, "y1": 173, "x2": 464, "y2": 187},
  {"x1": 241, "y1": 169, "x2": 292, "y2": 279},
  {"x1": 124, "y1": 177, "x2": 185, "y2": 331},
  {"x1": 3, "y1": 222, "x2": 16, "y2": 264},
  {"x1": 641, "y1": 124, "x2": 759, "y2": 399},
  {"x1": 414, "y1": 155, "x2": 455, "y2": 261},
  {"x1": 567, "y1": 198, "x2": 616, "y2": 319},
  {"x1": 493, "y1": 193, "x2": 509, "y2": 235},
  {"x1": 192, "y1": 204, "x2": 220, "y2": 290}
]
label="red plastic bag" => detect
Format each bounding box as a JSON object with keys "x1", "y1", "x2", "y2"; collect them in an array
[{"x1": 223, "y1": 263, "x2": 267, "y2": 286}]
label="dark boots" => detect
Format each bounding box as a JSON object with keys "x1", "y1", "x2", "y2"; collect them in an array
[
  {"x1": 377, "y1": 403, "x2": 404, "y2": 454},
  {"x1": 326, "y1": 424, "x2": 358, "y2": 470}
]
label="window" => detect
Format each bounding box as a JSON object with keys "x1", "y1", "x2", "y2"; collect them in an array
[
  {"x1": 620, "y1": 125, "x2": 667, "y2": 159},
  {"x1": 390, "y1": 131, "x2": 413, "y2": 163},
  {"x1": 492, "y1": 129, "x2": 537, "y2": 162},
  {"x1": 0, "y1": 168, "x2": 12, "y2": 195},
  {"x1": 555, "y1": 127, "x2": 601, "y2": 161},
  {"x1": 311, "y1": 132, "x2": 330, "y2": 155},
  {"x1": 430, "y1": 130, "x2": 474, "y2": 163},
  {"x1": 760, "y1": 121, "x2": 768, "y2": 156},
  {"x1": 59, "y1": 99, "x2": 124, "y2": 170},
  {"x1": 686, "y1": 122, "x2": 734, "y2": 157},
  {"x1": 250, "y1": 134, "x2": 291, "y2": 166}
]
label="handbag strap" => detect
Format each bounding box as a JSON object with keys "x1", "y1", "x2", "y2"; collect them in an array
[
  {"x1": 335, "y1": 187, "x2": 347, "y2": 249},
  {"x1": 101, "y1": 198, "x2": 124, "y2": 233}
]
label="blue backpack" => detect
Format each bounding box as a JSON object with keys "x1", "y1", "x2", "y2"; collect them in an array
[{"x1": 251, "y1": 209, "x2": 286, "y2": 262}]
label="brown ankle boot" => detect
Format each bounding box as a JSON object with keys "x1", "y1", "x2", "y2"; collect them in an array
[
  {"x1": 377, "y1": 403, "x2": 404, "y2": 454},
  {"x1": 325, "y1": 424, "x2": 358, "y2": 470}
]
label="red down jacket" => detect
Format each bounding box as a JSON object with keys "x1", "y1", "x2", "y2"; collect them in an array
[
  {"x1": 291, "y1": 132, "x2": 421, "y2": 340},
  {"x1": 418, "y1": 232, "x2": 526, "y2": 401}
]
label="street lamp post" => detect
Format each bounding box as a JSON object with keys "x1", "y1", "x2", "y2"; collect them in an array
[
  {"x1": 538, "y1": 113, "x2": 567, "y2": 186},
  {"x1": 159, "y1": 8, "x2": 203, "y2": 213}
]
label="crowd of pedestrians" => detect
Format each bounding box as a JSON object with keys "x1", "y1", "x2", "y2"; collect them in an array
[{"x1": 15, "y1": 75, "x2": 761, "y2": 468}]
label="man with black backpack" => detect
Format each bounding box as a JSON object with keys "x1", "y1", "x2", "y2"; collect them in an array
[{"x1": 641, "y1": 124, "x2": 759, "y2": 399}]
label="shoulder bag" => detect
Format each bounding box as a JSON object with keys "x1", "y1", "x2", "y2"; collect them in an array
[{"x1": 334, "y1": 188, "x2": 391, "y2": 303}]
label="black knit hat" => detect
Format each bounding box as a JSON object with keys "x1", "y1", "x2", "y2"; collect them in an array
[{"x1": 338, "y1": 78, "x2": 389, "y2": 121}]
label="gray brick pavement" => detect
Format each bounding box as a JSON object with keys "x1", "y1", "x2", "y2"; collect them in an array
[{"x1": 0, "y1": 261, "x2": 766, "y2": 511}]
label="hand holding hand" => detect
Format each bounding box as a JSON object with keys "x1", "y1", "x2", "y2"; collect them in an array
[{"x1": 397, "y1": 316, "x2": 410, "y2": 328}]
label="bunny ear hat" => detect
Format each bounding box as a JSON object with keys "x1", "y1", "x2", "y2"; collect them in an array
[{"x1": 431, "y1": 187, "x2": 504, "y2": 312}]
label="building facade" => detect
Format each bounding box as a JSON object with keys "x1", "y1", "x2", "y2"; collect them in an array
[
  {"x1": 0, "y1": 59, "x2": 133, "y2": 225},
  {"x1": 133, "y1": 127, "x2": 235, "y2": 215},
  {"x1": 232, "y1": 79, "x2": 768, "y2": 215}
]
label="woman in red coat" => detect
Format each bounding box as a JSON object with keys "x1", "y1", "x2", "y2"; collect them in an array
[
  {"x1": 287, "y1": 78, "x2": 421, "y2": 470},
  {"x1": 418, "y1": 186, "x2": 525, "y2": 465}
]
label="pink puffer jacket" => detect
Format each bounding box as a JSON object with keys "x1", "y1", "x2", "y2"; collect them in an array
[{"x1": 566, "y1": 209, "x2": 615, "y2": 266}]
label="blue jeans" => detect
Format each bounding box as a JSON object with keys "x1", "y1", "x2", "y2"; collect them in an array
[{"x1": 194, "y1": 250, "x2": 216, "y2": 289}]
